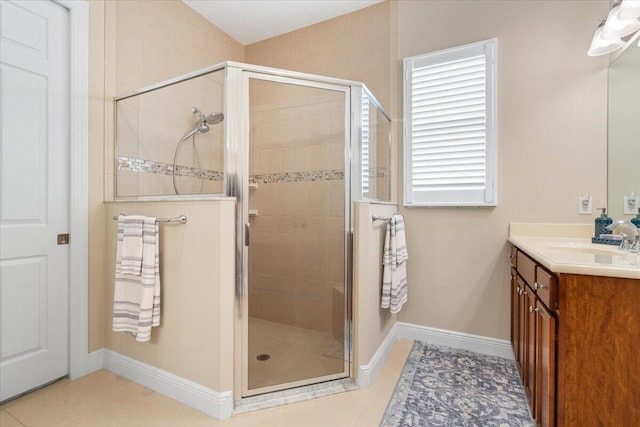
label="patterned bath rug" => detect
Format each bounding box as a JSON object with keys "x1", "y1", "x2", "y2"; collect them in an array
[{"x1": 380, "y1": 341, "x2": 535, "y2": 427}]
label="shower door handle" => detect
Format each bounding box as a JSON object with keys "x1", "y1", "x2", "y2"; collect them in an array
[{"x1": 245, "y1": 222, "x2": 250, "y2": 246}]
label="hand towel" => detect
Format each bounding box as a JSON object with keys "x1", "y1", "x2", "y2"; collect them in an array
[
  {"x1": 113, "y1": 216, "x2": 161, "y2": 342},
  {"x1": 120, "y1": 215, "x2": 145, "y2": 275},
  {"x1": 381, "y1": 214, "x2": 409, "y2": 314}
]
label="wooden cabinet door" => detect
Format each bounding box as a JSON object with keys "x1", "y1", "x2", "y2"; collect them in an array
[
  {"x1": 535, "y1": 301, "x2": 556, "y2": 427},
  {"x1": 511, "y1": 268, "x2": 519, "y2": 360},
  {"x1": 516, "y1": 276, "x2": 528, "y2": 378},
  {"x1": 526, "y1": 285, "x2": 537, "y2": 410}
]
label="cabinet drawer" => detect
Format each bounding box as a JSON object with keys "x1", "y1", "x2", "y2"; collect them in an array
[
  {"x1": 535, "y1": 266, "x2": 557, "y2": 309},
  {"x1": 517, "y1": 251, "x2": 536, "y2": 285},
  {"x1": 510, "y1": 246, "x2": 518, "y2": 268}
]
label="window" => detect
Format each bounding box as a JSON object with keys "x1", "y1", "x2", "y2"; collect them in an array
[
  {"x1": 403, "y1": 39, "x2": 497, "y2": 207},
  {"x1": 361, "y1": 88, "x2": 392, "y2": 201},
  {"x1": 362, "y1": 92, "x2": 370, "y2": 195}
]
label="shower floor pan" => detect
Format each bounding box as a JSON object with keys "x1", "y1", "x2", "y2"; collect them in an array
[{"x1": 248, "y1": 317, "x2": 347, "y2": 391}]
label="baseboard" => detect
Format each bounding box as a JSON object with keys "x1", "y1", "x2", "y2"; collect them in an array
[
  {"x1": 357, "y1": 322, "x2": 398, "y2": 388},
  {"x1": 87, "y1": 349, "x2": 105, "y2": 374},
  {"x1": 91, "y1": 349, "x2": 233, "y2": 419},
  {"x1": 87, "y1": 324, "x2": 510, "y2": 418},
  {"x1": 396, "y1": 322, "x2": 514, "y2": 360},
  {"x1": 357, "y1": 321, "x2": 513, "y2": 388}
]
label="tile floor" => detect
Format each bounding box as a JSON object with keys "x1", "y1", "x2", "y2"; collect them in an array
[
  {"x1": 248, "y1": 317, "x2": 344, "y2": 390},
  {"x1": 0, "y1": 339, "x2": 413, "y2": 427}
]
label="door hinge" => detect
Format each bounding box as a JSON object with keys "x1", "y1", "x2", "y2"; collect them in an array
[{"x1": 57, "y1": 234, "x2": 69, "y2": 245}]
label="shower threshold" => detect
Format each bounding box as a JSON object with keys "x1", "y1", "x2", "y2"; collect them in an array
[{"x1": 234, "y1": 378, "x2": 358, "y2": 414}]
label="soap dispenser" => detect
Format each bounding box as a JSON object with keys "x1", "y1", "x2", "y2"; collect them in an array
[
  {"x1": 595, "y1": 208, "x2": 613, "y2": 237},
  {"x1": 632, "y1": 208, "x2": 640, "y2": 229}
]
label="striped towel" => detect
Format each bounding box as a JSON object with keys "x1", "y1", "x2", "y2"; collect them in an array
[
  {"x1": 381, "y1": 214, "x2": 409, "y2": 314},
  {"x1": 113, "y1": 215, "x2": 161, "y2": 342},
  {"x1": 120, "y1": 215, "x2": 144, "y2": 275}
]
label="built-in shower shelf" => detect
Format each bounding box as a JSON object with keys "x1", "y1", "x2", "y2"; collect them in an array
[
  {"x1": 249, "y1": 183, "x2": 259, "y2": 190},
  {"x1": 249, "y1": 210, "x2": 259, "y2": 217}
]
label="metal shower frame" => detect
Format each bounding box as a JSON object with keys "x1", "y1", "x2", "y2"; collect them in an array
[{"x1": 113, "y1": 60, "x2": 392, "y2": 402}]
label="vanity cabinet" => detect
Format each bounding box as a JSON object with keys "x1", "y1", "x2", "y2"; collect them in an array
[
  {"x1": 534, "y1": 299, "x2": 555, "y2": 427},
  {"x1": 512, "y1": 249, "x2": 555, "y2": 427},
  {"x1": 510, "y1": 245, "x2": 640, "y2": 426},
  {"x1": 509, "y1": 247, "x2": 520, "y2": 371}
]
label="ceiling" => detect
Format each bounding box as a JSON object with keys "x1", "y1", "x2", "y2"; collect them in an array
[{"x1": 182, "y1": 0, "x2": 384, "y2": 46}]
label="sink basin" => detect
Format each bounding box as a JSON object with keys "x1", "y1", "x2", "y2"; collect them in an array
[
  {"x1": 542, "y1": 242, "x2": 621, "y2": 256},
  {"x1": 509, "y1": 236, "x2": 640, "y2": 276}
]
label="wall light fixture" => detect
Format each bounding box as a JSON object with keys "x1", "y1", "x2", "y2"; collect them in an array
[{"x1": 589, "y1": 0, "x2": 640, "y2": 56}]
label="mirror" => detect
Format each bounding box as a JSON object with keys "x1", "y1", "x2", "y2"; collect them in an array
[{"x1": 607, "y1": 41, "x2": 640, "y2": 220}]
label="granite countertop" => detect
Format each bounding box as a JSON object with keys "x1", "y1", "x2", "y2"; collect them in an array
[{"x1": 509, "y1": 223, "x2": 640, "y2": 280}]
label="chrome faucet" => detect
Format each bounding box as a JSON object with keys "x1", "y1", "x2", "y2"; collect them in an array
[
  {"x1": 607, "y1": 221, "x2": 639, "y2": 252},
  {"x1": 632, "y1": 235, "x2": 640, "y2": 254}
]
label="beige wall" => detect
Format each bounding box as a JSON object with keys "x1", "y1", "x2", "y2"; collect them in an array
[
  {"x1": 245, "y1": 1, "x2": 397, "y2": 112},
  {"x1": 88, "y1": 0, "x2": 107, "y2": 352},
  {"x1": 396, "y1": 0, "x2": 609, "y2": 339},
  {"x1": 354, "y1": 202, "x2": 397, "y2": 368},
  {"x1": 111, "y1": 1, "x2": 244, "y2": 95},
  {"x1": 104, "y1": 201, "x2": 236, "y2": 391}
]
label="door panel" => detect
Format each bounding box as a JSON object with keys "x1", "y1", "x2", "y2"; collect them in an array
[
  {"x1": 1, "y1": 65, "x2": 47, "y2": 222},
  {"x1": 510, "y1": 269, "x2": 518, "y2": 361},
  {"x1": 244, "y1": 75, "x2": 349, "y2": 395},
  {"x1": 526, "y1": 286, "x2": 537, "y2": 411},
  {"x1": 0, "y1": 257, "x2": 46, "y2": 358},
  {"x1": 0, "y1": 0, "x2": 69, "y2": 402},
  {"x1": 536, "y1": 302, "x2": 556, "y2": 427},
  {"x1": 516, "y1": 276, "x2": 527, "y2": 378}
]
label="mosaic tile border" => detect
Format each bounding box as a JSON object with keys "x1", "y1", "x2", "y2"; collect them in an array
[
  {"x1": 117, "y1": 156, "x2": 224, "y2": 181},
  {"x1": 250, "y1": 169, "x2": 344, "y2": 184},
  {"x1": 118, "y1": 157, "x2": 372, "y2": 185}
]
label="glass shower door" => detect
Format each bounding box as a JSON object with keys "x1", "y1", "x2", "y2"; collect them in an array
[{"x1": 243, "y1": 74, "x2": 349, "y2": 395}]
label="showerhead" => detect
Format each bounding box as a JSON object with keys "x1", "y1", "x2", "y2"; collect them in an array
[
  {"x1": 204, "y1": 112, "x2": 224, "y2": 125},
  {"x1": 192, "y1": 107, "x2": 224, "y2": 126}
]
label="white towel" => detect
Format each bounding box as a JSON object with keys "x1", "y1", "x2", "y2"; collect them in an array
[
  {"x1": 113, "y1": 215, "x2": 161, "y2": 342},
  {"x1": 381, "y1": 214, "x2": 408, "y2": 314},
  {"x1": 120, "y1": 215, "x2": 144, "y2": 275}
]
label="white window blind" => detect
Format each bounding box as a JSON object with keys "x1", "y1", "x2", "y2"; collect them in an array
[
  {"x1": 362, "y1": 93, "x2": 370, "y2": 195},
  {"x1": 403, "y1": 39, "x2": 497, "y2": 207}
]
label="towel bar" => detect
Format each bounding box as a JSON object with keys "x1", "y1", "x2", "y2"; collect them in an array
[
  {"x1": 112, "y1": 214, "x2": 187, "y2": 224},
  {"x1": 372, "y1": 215, "x2": 391, "y2": 222}
]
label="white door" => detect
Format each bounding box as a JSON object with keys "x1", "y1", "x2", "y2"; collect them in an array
[{"x1": 0, "y1": 0, "x2": 70, "y2": 402}]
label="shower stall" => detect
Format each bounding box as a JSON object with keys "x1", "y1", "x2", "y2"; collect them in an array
[{"x1": 114, "y1": 62, "x2": 391, "y2": 399}]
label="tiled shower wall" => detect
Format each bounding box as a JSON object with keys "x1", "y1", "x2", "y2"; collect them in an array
[
  {"x1": 115, "y1": 71, "x2": 225, "y2": 197},
  {"x1": 248, "y1": 82, "x2": 346, "y2": 334}
]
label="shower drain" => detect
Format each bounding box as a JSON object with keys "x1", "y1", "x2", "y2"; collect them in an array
[{"x1": 256, "y1": 354, "x2": 271, "y2": 361}]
